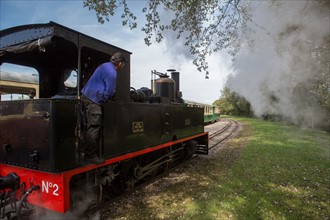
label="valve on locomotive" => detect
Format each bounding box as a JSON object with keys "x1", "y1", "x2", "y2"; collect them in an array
[{"x1": 0, "y1": 173, "x2": 20, "y2": 190}]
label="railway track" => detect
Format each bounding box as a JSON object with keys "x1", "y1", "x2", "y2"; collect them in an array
[{"x1": 207, "y1": 118, "x2": 239, "y2": 150}]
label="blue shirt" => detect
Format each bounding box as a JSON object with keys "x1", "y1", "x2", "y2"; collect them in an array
[{"x1": 82, "y1": 62, "x2": 117, "y2": 105}]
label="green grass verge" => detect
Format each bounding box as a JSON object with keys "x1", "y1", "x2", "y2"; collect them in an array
[
  {"x1": 104, "y1": 117, "x2": 330, "y2": 220},
  {"x1": 199, "y1": 117, "x2": 330, "y2": 220}
]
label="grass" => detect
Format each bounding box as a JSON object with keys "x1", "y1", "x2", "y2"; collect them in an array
[
  {"x1": 205, "y1": 117, "x2": 330, "y2": 220},
  {"x1": 97, "y1": 117, "x2": 330, "y2": 220}
]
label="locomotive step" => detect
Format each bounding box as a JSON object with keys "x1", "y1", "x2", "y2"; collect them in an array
[{"x1": 195, "y1": 144, "x2": 208, "y2": 155}]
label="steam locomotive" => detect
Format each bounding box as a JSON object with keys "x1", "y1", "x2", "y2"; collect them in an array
[{"x1": 0, "y1": 22, "x2": 208, "y2": 218}]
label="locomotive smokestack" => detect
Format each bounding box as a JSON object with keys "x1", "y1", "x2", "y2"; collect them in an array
[{"x1": 170, "y1": 71, "x2": 181, "y2": 100}]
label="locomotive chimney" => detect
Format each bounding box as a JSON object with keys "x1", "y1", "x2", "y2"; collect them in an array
[
  {"x1": 171, "y1": 71, "x2": 181, "y2": 100},
  {"x1": 171, "y1": 71, "x2": 182, "y2": 99}
]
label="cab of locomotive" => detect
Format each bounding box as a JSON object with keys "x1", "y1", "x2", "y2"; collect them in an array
[{"x1": 0, "y1": 22, "x2": 131, "y2": 172}]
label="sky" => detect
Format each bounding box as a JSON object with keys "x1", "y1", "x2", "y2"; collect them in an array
[{"x1": 0, "y1": 0, "x2": 231, "y2": 104}]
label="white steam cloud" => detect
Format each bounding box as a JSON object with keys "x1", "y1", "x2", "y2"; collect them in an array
[{"x1": 227, "y1": 1, "x2": 329, "y2": 127}]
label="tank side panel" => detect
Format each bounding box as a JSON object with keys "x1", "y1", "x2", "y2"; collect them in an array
[
  {"x1": 103, "y1": 102, "x2": 163, "y2": 157},
  {"x1": 102, "y1": 102, "x2": 204, "y2": 158},
  {"x1": 166, "y1": 105, "x2": 204, "y2": 139}
]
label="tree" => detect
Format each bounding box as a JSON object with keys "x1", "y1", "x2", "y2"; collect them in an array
[
  {"x1": 217, "y1": 87, "x2": 253, "y2": 116},
  {"x1": 291, "y1": 35, "x2": 330, "y2": 130},
  {"x1": 83, "y1": 0, "x2": 249, "y2": 77}
]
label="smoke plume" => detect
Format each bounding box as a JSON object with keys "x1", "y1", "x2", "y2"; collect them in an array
[{"x1": 227, "y1": 1, "x2": 329, "y2": 128}]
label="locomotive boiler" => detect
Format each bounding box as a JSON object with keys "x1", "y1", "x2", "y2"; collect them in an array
[{"x1": 0, "y1": 21, "x2": 208, "y2": 218}]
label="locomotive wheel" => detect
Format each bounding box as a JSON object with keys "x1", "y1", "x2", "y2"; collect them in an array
[
  {"x1": 133, "y1": 165, "x2": 143, "y2": 180},
  {"x1": 185, "y1": 140, "x2": 197, "y2": 159},
  {"x1": 111, "y1": 178, "x2": 128, "y2": 195},
  {"x1": 70, "y1": 184, "x2": 99, "y2": 213},
  {"x1": 111, "y1": 177, "x2": 136, "y2": 195},
  {"x1": 158, "y1": 161, "x2": 169, "y2": 173},
  {"x1": 125, "y1": 178, "x2": 136, "y2": 191},
  {"x1": 142, "y1": 169, "x2": 157, "y2": 181}
]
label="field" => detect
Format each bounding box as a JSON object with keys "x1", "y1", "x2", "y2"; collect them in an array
[{"x1": 91, "y1": 117, "x2": 330, "y2": 220}]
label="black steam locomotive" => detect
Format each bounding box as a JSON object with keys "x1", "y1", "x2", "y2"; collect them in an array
[{"x1": 0, "y1": 22, "x2": 208, "y2": 218}]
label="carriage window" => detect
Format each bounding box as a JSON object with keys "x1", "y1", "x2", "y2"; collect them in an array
[{"x1": 0, "y1": 63, "x2": 39, "y2": 101}]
